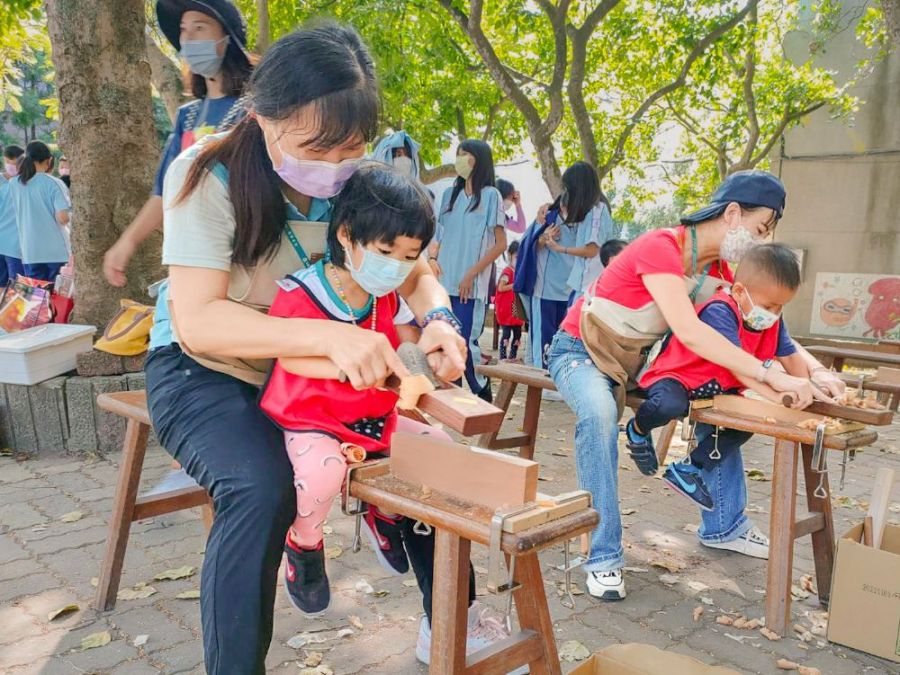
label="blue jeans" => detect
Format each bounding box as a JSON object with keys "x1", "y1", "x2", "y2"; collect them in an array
[
  {"x1": 1, "y1": 255, "x2": 23, "y2": 285},
  {"x1": 450, "y1": 296, "x2": 488, "y2": 396},
  {"x1": 23, "y1": 261, "x2": 64, "y2": 282},
  {"x1": 547, "y1": 332, "x2": 753, "y2": 572},
  {"x1": 528, "y1": 295, "x2": 568, "y2": 369}
]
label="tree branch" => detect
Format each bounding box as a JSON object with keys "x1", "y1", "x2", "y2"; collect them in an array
[
  {"x1": 256, "y1": 0, "x2": 270, "y2": 52},
  {"x1": 747, "y1": 101, "x2": 826, "y2": 167},
  {"x1": 421, "y1": 163, "x2": 456, "y2": 184},
  {"x1": 482, "y1": 99, "x2": 501, "y2": 141},
  {"x1": 598, "y1": 0, "x2": 760, "y2": 177},
  {"x1": 455, "y1": 106, "x2": 468, "y2": 140},
  {"x1": 737, "y1": 4, "x2": 759, "y2": 168}
]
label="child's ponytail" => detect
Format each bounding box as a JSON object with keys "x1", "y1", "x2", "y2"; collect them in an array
[{"x1": 19, "y1": 140, "x2": 52, "y2": 186}]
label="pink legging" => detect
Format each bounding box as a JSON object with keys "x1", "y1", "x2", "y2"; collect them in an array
[{"x1": 285, "y1": 416, "x2": 450, "y2": 548}]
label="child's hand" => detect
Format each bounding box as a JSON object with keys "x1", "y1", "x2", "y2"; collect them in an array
[{"x1": 419, "y1": 321, "x2": 466, "y2": 382}]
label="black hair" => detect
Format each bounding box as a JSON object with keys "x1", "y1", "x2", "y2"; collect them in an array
[
  {"x1": 327, "y1": 162, "x2": 435, "y2": 268},
  {"x1": 549, "y1": 161, "x2": 609, "y2": 225},
  {"x1": 187, "y1": 38, "x2": 255, "y2": 99},
  {"x1": 507, "y1": 239, "x2": 520, "y2": 256},
  {"x1": 4, "y1": 145, "x2": 24, "y2": 162},
  {"x1": 60, "y1": 175, "x2": 71, "y2": 189},
  {"x1": 735, "y1": 243, "x2": 800, "y2": 291},
  {"x1": 445, "y1": 138, "x2": 495, "y2": 214},
  {"x1": 178, "y1": 22, "x2": 380, "y2": 268},
  {"x1": 496, "y1": 178, "x2": 515, "y2": 200},
  {"x1": 19, "y1": 140, "x2": 52, "y2": 185},
  {"x1": 600, "y1": 239, "x2": 628, "y2": 267}
]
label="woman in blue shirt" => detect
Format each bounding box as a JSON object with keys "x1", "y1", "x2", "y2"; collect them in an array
[
  {"x1": 527, "y1": 162, "x2": 611, "y2": 377},
  {"x1": 0, "y1": 144, "x2": 25, "y2": 285},
  {"x1": 431, "y1": 139, "x2": 507, "y2": 400},
  {"x1": 8, "y1": 141, "x2": 70, "y2": 282},
  {"x1": 103, "y1": 0, "x2": 253, "y2": 287}
]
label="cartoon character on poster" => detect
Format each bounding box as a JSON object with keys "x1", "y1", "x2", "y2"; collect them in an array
[
  {"x1": 811, "y1": 273, "x2": 900, "y2": 340},
  {"x1": 863, "y1": 277, "x2": 900, "y2": 339}
]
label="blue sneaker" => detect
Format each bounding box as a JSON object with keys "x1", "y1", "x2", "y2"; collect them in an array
[
  {"x1": 663, "y1": 462, "x2": 714, "y2": 511},
  {"x1": 625, "y1": 418, "x2": 658, "y2": 476}
]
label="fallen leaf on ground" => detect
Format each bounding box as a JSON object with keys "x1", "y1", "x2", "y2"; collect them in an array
[
  {"x1": 790, "y1": 585, "x2": 810, "y2": 600},
  {"x1": 760, "y1": 627, "x2": 781, "y2": 641},
  {"x1": 623, "y1": 566, "x2": 648, "y2": 573},
  {"x1": 348, "y1": 615, "x2": 364, "y2": 630},
  {"x1": 650, "y1": 559, "x2": 683, "y2": 573},
  {"x1": 325, "y1": 547, "x2": 342, "y2": 560},
  {"x1": 60, "y1": 511, "x2": 83, "y2": 523},
  {"x1": 716, "y1": 615, "x2": 734, "y2": 626},
  {"x1": 176, "y1": 589, "x2": 201, "y2": 599},
  {"x1": 117, "y1": 585, "x2": 157, "y2": 600},
  {"x1": 304, "y1": 652, "x2": 323, "y2": 667},
  {"x1": 402, "y1": 579, "x2": 418, "y2": 587},
  {"x1": 81, "y1": 631, "x2": 111, "y2": 650},
  {"x1": 372, "y1": 590, "x2": 390, "y2": 598},
  {"x1": 658, "y1": 574, "x2": 680, "y2": 585},
  {"x1": 746, "y1": 469, "x2": 769, "y2": 482},
  {"x1": 90, "y1": 577, "x2": 98, "y2": 588},
  {"x1": 700, "y1": 596, "x2": 714, "y2": 605},
  {"x1": 133, "y1": 635, "x2": 149, "y2": 647},
  {"x1": 683, "y1": 524, "x2": 700, "y2": 534},
  {"x1": 336, "y1": 628, "x2": 354, "y2": 638},
  {"x1": 620, "y1": 508, "x2": 637, "y2": 516},
  {"x1": 0, "y1": 447, "x2": 12, "y2": 456},
  {"x1": 797, "y1": 667, "x2": 821, "y2": 675},
  {"x1": 154, "y1": 565, "x2": 195, "y2": 581},
  {"x1": 687, "y1": 581, "x2": 709, "y2": 593},
  {"x1": 799, "y1": 574, "x2": 816, "y2": 593},
  {"x1": 287, "y1": 633, "x2": 327, "y2": 649},
  {"x1": 354, "y1": 580, "x2": 374, "y2": 594},
  {"x1": 558, "y1": 640, "x2": 590, "y2": 662},
  {"x1": 556, "y1": 582, "x2": 584, "y2": 596},
  {"x1": 47, "y1": 604, "x2": 79, "y2": 621},
  {"x1": 776, "y1": 658, "x2": 799, "y2": 670},
  {"x1": 692, "y1": 606, "x2": 704, "y2": 622}
]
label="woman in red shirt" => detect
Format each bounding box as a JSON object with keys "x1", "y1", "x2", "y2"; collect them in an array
[
  {"x1": 546, "y1": 171, "x2": 845, "y2": 602},
  {"x1": 494, "y1": 240, "x2": 525, "y2": 360}
]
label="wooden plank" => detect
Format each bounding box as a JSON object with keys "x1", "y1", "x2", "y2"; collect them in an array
[
  {"x1": 520, "y1": 385, "x2": 543, "y2": 460},
  {"x1": 415, "y1": 387, "x2": 505, "y2": 437},
  {"x1": 793, "y1": 513, "x2": 825, "y2": 540},
  {"x1": 511, "y1": 553, "x2": 561, "y2": 675},
  {"x1": 866, "y1": 468, "x2": 895, "y2": 550},
  {"x1": 800, "y1": 442, "x2": 836, "y2": 608},
  {"x1": 766, "y1": 439, "x2": 799, "y2": 636},
  {"x1": 806, "y1": 345, "x2": 900, "y2": 369},
  {"x1": 501, "y1": 492, "x2": 591, "y2": 533},
  {"x1": 390, "y1": 432, "x2": 538, "y2": 509},
  {"x1": 95, "y1": 419, "x2": 149, "y2": 611},
  {"x1": 694, "y1": 395, "x2": 864, "y2": 434},
  {"x1": 477, "y1": 379, "x2": 518, "y2": 450},
  {"x1": 863, "y1": 515, "x2": 874, "y2": 547},
  {"x1": 804, "y1": 399, "x2": 893, "y2": 426},
  {"x1": 132, "y1": 486, "x2": 209, "y2": 521},
  {"x1": 876, "y1": 366, "x2": 900, "y2": 385},
  {"x1": 466, "y1": 631, "x2": 543, "y2": 675},
  {"x1": 430, "y1": 529, "x2": 470, "y2": 675},
  {"x1": 476, "y1": 363, "x2": 555, "y2": 390},
  {"x1": 96, "y1": 390, "x2": 151, "y2": 425}
]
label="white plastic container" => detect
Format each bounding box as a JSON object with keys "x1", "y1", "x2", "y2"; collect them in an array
[{"x1": 0, "y1": 324, "x2": 96, "y2": 385}]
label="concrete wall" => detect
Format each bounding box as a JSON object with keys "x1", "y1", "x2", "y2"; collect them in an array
[{"x1": 777, "y1": 1, "x2": 900, "y2": 335}]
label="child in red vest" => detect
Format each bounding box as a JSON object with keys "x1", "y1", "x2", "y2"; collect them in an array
[
  {"x1": 259, "y1": 164, "x2": 456, "y2": 615},
  {"x1": 494, "y1": 240, "x2": 524, "y2": 361},
  {"x1": 626, "y1": 243, "x2": 807, "y2": 514}
]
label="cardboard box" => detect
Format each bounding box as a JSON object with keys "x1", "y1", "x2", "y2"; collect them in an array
[
  {"x1": 569, "y1": 643, "x2": 739, "y2": 674},
  {"x1": 827, "y1": 522, "x2": 900, "y2": 663}
]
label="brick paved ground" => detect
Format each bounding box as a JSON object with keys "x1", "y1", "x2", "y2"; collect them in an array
[{"x1": 1, "y1": 358, "x2": 898, "y2": 674}]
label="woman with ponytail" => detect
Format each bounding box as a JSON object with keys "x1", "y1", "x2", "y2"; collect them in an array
[
  {"x1": 144, "y1": 23, "x2": 471, "y2": 673},
  {"x1": 7, "y1": 140, "x2": 70, "y2": 281}
]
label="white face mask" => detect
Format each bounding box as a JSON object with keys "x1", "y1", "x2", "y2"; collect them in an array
[
  {"x1": 393, "y1": 155, "x2": 414, "y2": 177},
  {"x1": 502, "y1": 199, "x2": 513, "y2": 211},
  {"x1": 455, "y1": 155, "x2": 473, "y2": 179},
  {"x1": 738, "y1": 287, "x2": 780, "y2": 331},
  {"x1": 720, "y1": 226, "x2": 761, "y2": 262}
]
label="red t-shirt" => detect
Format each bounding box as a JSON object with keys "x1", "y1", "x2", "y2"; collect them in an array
[
  {"x1": 560, "y1": 226, "x2": 732, "y2": 338},
  {"x1": 494, "y1": 266, "x2": 524, "y2": 327},
  {"x1": 639, "y1": 290, "x2": 782, "y2": 393},
  {"x1": 259, "y1": 265, "x2": 404, "y2": 452}
]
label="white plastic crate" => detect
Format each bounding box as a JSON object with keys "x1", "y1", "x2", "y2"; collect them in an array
[{"x1": 0, "y1": 324, "x2": 96, "y2": 385}]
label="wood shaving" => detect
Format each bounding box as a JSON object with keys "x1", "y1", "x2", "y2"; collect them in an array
[
  {"x1": 797, "y1": 417, "x2": 840, "y2": 432},
  {"x1": 837, "y1": 389, "x2": 886, "y2": 409},
  {"x1": 798, "y1": 667, "x2": 821, "y2": 675},
  {"x1": 716, "y1": 615, "x2": 734, "y2": 626},
  {"x1": 776, "y1": 659, "x2": 799, "y2": 670},
  {"x1": 692, "y1": 606, "x2": 704, "y2": 622},
  {"x1": 759, "y1": 626, "x2": 781, "y2": 641}
]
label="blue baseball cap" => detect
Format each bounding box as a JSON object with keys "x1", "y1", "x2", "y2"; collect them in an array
[{"x1": 681, "y1": 170, "x2": 786, "y2": 225}]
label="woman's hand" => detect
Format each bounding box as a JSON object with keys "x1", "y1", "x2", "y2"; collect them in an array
[
  {"x1": 536, "y1": 202, "x2": 550, "y2": 225},
  {"x1": 326, "y1": 324, "x2": 409, "y2": 390},
  {"x1": 765, "y1": 369, "x2": 814, "y2": 409},
  {"x1": 810, "y1": 368, "x2": 846, "y2": 398},
  {"x1": 458, "y1": 269, "x2": 477, "y2": 303},
  {"x1": 103, "y1": 238, "x2": 136, "y2": 287},
  {"x1": 419, "y1": 320, "x2": 466, "y2": 382},
  {"x1": 512, "y1": 190, "x2": 521, "y2": 205},
  {"x1": 428, "y1": 257, "x2": 443, "y2": 279}
]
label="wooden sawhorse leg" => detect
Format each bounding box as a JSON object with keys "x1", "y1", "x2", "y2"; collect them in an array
[
  {"x1": 800, "y1": 442, "x2": 835, "y2": 608},
  {"x1": 476, "y1": 382, "x2": 544, "y2": 461},
  {"x1": 96, "y1": 419, "x2": 150, "y2": 611},
  {"x1": 766, "y1": 439, "x2": 798, "y2": 636},
  {"x1": 430, "y1": 529, "x2": 561, "y2": 675}
]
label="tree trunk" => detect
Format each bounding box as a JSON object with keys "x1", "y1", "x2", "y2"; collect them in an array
[
  {"x1": 884, "y1": 0, "x2": 900, "y2": 49},
  {"x1": 256, "y1": 0, "x2": 270, "y2": 52},
  {"x1": 46, "y1": 0, "x2": 163, "y2": 330},
  {"x1": 145, "y1": 34, "x2": 183, "y2": 122}
]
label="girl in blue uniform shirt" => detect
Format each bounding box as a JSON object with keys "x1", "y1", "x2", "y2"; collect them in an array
[
  {"x1": 529, "y1": 162, "x2": 612, "y2": 378},
  {"x1": 432, "y1": 139, "x2": 507, "y2": 401},
  {"x1": 103, "y1": 0, "x2": 253, "y2": 287},
  {"x1": 0, "y1": 145, "x2": 25, "y2": 285},
  {"x1": 8, "y1": 141, "x2": 71, "y2": 282}
]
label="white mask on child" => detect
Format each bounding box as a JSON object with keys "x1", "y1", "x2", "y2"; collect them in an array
[{"x1": 739, "y1": 288, "x2": 780, "y2": 331}]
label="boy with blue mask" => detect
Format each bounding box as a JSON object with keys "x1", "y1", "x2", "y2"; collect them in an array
[{"x1": 626, "y1": 244, "x2": 806, "y2": 531}]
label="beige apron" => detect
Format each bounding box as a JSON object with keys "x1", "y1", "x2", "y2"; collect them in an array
[
  {"x1": 171, "y1": 219, "x2": 329, "y2": 387},
  {"x1": 580, "y1": 271, "x2": 728, "y2": 419}
]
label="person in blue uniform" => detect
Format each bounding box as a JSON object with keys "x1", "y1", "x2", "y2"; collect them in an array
[{"x1": 0, "y1": 145, "x2": 25, "y2": 285}]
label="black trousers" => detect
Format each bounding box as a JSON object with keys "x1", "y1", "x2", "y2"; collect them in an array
[{"x1": 146, "y1": 345, "x2": 473, "y2": 674}]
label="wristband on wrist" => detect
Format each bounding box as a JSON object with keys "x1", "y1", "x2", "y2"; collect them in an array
[
  {"x1": 421, "y1": 306, "x2": 463, "y2": 335},
  {"x1": 757, "y1": 358, "x2": 774, "y2": 383}
]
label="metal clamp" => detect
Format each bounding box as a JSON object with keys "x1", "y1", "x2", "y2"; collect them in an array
[
  {"x1": 708, "y1": 426, "x2": 722, "y2": 461},
  {"x1": 342, "y1": 461, "x2": 379, "y2": 553},
  {"x1": 487, "y1": 504, "x2": 535, "y2": 595},
  {"x1": 812, "y1": 422, "x2": 828, "y2": 499}
]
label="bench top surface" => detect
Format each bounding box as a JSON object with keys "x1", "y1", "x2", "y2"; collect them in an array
[
  {"x1": 806, "y1": 345, "x2": 900, "y2": 366},
  {"x1": 96, "y1": 390, "x2": 150, "y2": 426}
]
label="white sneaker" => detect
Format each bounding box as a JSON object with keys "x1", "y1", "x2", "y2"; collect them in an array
[
  {"x1": 541, "y1": 389, "x2": 564, "y2": 402},
  {"x1": 586, "y1": 568, "x2": 626, "y2": 601},
  {"x1": 415, "y1": 603, "x2": 528, "y2": 673},
  {"x1": 701, "y1": 526, "x2": 769, "y2": 559}
]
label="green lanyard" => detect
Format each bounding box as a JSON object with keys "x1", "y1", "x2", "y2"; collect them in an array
[
  {"x1": 688, "y1": 225, "x2": 711, "y2": 304},
  {"x1": 284, "y1": 224, "x2": 312, "y2": 268}
]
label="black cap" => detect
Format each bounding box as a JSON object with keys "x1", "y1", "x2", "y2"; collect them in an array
[
  {"x1": 156, "y1": 0, "x2": 248, "y2": 54},
  {"x1": 681, "y1": 170, "x2": 786, "y2": 225}
]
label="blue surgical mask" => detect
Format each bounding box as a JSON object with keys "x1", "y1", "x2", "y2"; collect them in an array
[
  {"x1": 739, "y1": 288, "x2": 780, "y2": 331},
  {"x1": 180, "y1": 37, "x2": 228, "y2": 78},
  {"x1": 345, "y1": 245, "x2": 416, "y2": 297}
]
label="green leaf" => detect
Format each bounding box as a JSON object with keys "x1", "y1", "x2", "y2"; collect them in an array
[{"x1": 47, "y1": 604, "x2": 79, "y2": 621}]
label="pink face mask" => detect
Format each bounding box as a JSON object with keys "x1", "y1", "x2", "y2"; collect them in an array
[
  {"x1": 59, "y1": 168, "x2": 70, "y2": 176},
  {"x1": 270, "y1": 140, "x2": 359, "y2": 199},
  {"x1": 4, "y1": 162, "x2": 17, "y2": 177}
]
